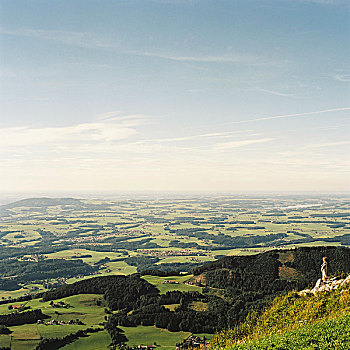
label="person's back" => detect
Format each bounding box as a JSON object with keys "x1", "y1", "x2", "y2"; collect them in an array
[{"x1": 321, "y1": 257, "x2": 328, "y2": 282}]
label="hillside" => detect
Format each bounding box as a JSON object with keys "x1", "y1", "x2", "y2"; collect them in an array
[
  {"x1": 214, "y1": 315, "x2": 350, "y2": 350},
  {"x1": 0, "y1": 198, "x2": 83, "y2": 209},
  {"x1": 1, "y1": 246, "x2": 350, "y2": 349},
  {"x1": 210, "y1": 275, "x2": 350, "y2": 349},
  {"x1": 189, "y1": 246, "x2": 350, "y2": 326}
]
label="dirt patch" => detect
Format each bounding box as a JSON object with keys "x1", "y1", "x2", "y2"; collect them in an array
[
  {"x1": 278, "y1": 251, "x2": 294, "y2": 264},
  {"x1": 279, "y1": 265, "x2": 300, "y2": 280}
]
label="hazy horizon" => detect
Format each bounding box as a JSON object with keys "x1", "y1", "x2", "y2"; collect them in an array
[
  {"x1": 1, "y1": 0, "x2": 349, "y2": 193},
  {"x1": 1, "y1": 190, "x2": 349, "y2": 206}
]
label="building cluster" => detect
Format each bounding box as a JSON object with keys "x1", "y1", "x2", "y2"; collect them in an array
[
  {"x1": 176, "y1": 335, "x2": 208, "y2": 349},
  {"x1": 183, "y1": 281, "x2": 196, "y2": 286},
  {"x1": 50, "y1": 301, "x2": 69, "y2": 308},
  {"x1": 37, "y1": 319, "x2": 84, "y2": 326},
  {"x1": 20, "y1": 254, "x2": 45, "y2": 262},
  {"x1": 118, "y1": 345, "x2": 155, "y2": 350},
  {"x1": 138, "y1": 249, "x2": 205, "y2": 257},
  {"x1": 52, "y1": 230, "x2": 142, "y2": 244},
  {"x1": 162, "y1": 280, "x2": 179, "y2": 284},
  {"x1": 53, "y1": 232, "x2": 118, "y2": 244}
]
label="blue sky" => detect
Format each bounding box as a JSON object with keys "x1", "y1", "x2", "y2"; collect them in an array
[{"x1": 0, "y1": 0, "x2": 349, "y2": 192}]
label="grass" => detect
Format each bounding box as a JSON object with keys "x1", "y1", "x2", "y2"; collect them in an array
[
  {"x1": 10, "y1": 340, "x2": 39, "y2": 350},
  {"x1": 38, "y1": 324, "x2": 88, "y2": 338},
  {"x1": 121, "y1": 325, "x2": 190, "y2": 349},
  {"x1": 45, "y1": 249, "x2": 124, "y2": 264},
  {"x1": 0, "y1": 294, "x2": 106, "y2": 331},
  {"x1": 190, "y1": 301, "x2": 208, "y2": 312},
  {"x1": 143, "y1": 275, "x2": 203, "y2": 294},
  {"x1": 10, "y1": 324, "x2": 41, "y2": 340},
  {"x1": 0, "y1": 324, "x2": 72, "y2": 350},
  {"x1": 0, "y1": 294, "x2": 107, "y2": 350},
  {"x1": 210, "y1": 281, "x2": 350, "y2": 349},
  {"x1": 228, "y1": 314, "x2": 350, "y2": 350},
  {"x1": 0, "y1": 335, "x2": 11, "y2": 349},
  {"x1": 163, "y1": 303, "x2": 180, "y2": 311},
  {"x1": 2, "y1": 326, "x2": 108, "y2": 350},
  {"x1": 61, "y1": 330, "x2": 111, "y2": 350}
]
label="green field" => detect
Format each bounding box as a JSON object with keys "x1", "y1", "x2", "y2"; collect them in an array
[
  {"x1": 61, "y1": 330, "x2": 112, "y2": 350},
  {"x1": 143, "y1": 275, "x2": 203, "y2": 294},
  {"x1": 121, "y1": 326, "x2": 190, "y2": 349}
]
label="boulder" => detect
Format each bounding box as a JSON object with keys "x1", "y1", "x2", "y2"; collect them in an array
[{"x1": 299, "y1": 275, "x2": 350, "y2": 295}]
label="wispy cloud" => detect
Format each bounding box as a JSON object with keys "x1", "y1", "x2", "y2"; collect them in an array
[
  {"x1": 0, "y1": 28, "x2": 119, "y2": 49},
  {"x1": 133, "y1": 51, "x2": 288, "y2": 66},
  {"x1": 133, "y1": 51, "x2": 256, "y2": 64},
  {"x1": 214, "y1": 138, "x2": 274, "y2": 150},
  {"x1": 95, "y1": 112, "x2": 150, "y2": 125},
  {"x1": 334, "y1": 74, "x2": 350, "y2": 82},
  {"x1": 0, "y1": 27, "x2": 281, "y2": 66},
  {"x1": 150, "y1": 0, "x2": 197, "y2": 4},
  {"x1": 95, "y1": 111, "x2": 122, "y2": 120},
  {"x1": 0, "y1": 115, "x2": 146, "y2": 148},
  {"x1": 307, "y1": 140, "x2": 350, "y2": 148},
  {"x1": 256, "y1": 87, "x2": 295, "y2": 98},
  {"x1": 227, "y1": 107, "x2": 350, "y2": 124},
  {"x1": 283, "y1": 0, "x2": 349, "y2": 6},
  {"x1": 147, "y1": 132, "x2": 236, "y2": 143}
]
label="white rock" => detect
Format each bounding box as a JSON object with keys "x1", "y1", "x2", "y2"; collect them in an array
[{"x1": 299, "y1": 274, "x2": 350, "y2": 295}]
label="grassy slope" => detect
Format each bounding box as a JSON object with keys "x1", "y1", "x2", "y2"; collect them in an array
[
  {"x1": 61, "y1": 330, "x2": 112, "y2": 350},
  {"x1": 121, "y1": 325, "x2": 190, "y2": 349},
  {"x1": 211, "y1": 282, "x2": 350, "y2": 350},
  {"x1": 230, "y1": 314, "x2": 350, "y2": 350},
  {"x1": 143, "y1": 275, "x2": 202, "y2": 294}
]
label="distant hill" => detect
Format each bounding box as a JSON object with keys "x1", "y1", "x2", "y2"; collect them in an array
[
  {"x1": 0, "y1": 197, "x2": 84, "y2": 210},
  {"x1": 0, "y1": 197, "x2": 111, "y2": 218}
]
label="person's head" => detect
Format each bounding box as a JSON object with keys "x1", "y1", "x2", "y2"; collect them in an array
[{"x1": 323, "y1": 257, "x2": 327, "y2": 262}]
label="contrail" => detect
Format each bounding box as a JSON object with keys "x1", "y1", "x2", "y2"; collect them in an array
[{"x1": 226, "y1": 107, "x2": 350, "y2": 124}]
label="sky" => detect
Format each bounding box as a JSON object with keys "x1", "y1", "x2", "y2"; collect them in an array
[{"x1": 0, "y1": 0, "x2": 349, "y2": 193}]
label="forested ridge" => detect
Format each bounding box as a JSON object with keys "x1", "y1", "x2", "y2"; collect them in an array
[
  {"x1": 0, "y1": 309, "x2": 49, "y2": 326},
  {"x1": 2, "y1": 246, "x2": 350, "y2": 348},
  {"x1": 35, "y1": 246, "x2": 350, "y2": 336},
  {"x1": 42, "y1": 275, "x2": 159, "y2": 311},
  {"x1": 0, "y1": 258, "x2": 95, "y2": 284}
]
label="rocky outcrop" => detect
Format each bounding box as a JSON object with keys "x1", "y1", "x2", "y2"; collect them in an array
[{"x1": 299, "y1": 275, "x2": 350, "y2": 295}]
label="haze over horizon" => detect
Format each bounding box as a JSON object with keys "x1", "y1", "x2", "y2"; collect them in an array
[{"x1": 0, "y1": 0, "x2": 349, "y2": 193}]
